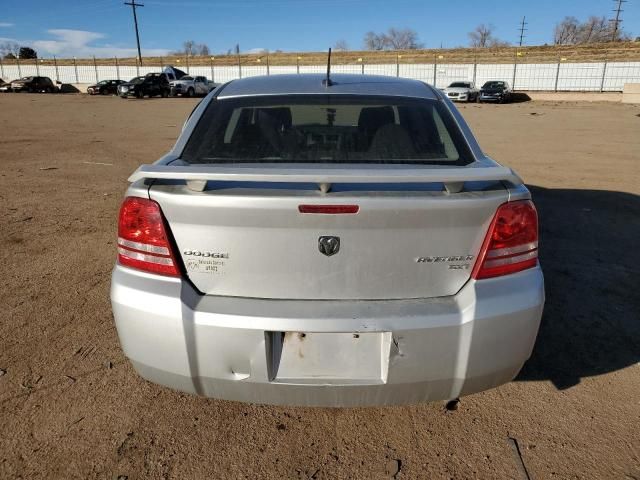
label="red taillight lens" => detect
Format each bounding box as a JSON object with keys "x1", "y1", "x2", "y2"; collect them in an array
[
  {"x1": 117, "y1": 197, "x2": 180, "y2": 277},
  {"x1": 472, "y1": 200, "x2": 539, "y2": 280}
]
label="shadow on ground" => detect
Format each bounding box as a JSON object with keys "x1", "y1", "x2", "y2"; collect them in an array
[
  {"x1": 517, "y1": 186, "x2": 640, "y2": 389},
  {"x1": 57, "y1": 83, "x2": 80, "y2": 93},
  {"x1": 510, "y1": 92, "x2": 531, "y2": 103}
]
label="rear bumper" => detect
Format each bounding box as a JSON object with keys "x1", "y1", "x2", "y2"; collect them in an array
[
  {"x1": 111, "y1": 265, "x2": 544, "y2": 406},
  {"x1": 479, "y1": 94, "x2": 505, "y2": 102}
]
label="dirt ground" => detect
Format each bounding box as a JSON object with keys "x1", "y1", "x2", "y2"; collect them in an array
[{"x1": 0, "y1": 93, "x2": 638, "y2": 480}]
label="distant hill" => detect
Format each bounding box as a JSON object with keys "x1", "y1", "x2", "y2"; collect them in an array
[{"x1": 17, "y1": 41, "x2": 640, "y2": 66}]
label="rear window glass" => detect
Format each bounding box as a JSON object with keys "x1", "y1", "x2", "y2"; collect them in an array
[{"x1": 181, "y1": 95, "x2": 473, "y2": 166}]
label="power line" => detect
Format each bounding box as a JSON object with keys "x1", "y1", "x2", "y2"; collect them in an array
[
  {"x1": 610, "y1": 0, "x2": 626, "y2": 41},
  {"x1": 518, "y1": 16, "x2": 528, "y2": 47},
  {"x1": 124, "y1": 0, "x2": 144, "y2": 64}
]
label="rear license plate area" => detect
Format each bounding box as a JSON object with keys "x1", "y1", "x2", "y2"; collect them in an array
[{"x1": 268, "y1": 332, "x2": 392, "y2": 385}]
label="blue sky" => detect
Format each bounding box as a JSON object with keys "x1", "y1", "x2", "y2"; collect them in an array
[{"x1": 0, "y1": 0, "x2": 638, "y2": 57}]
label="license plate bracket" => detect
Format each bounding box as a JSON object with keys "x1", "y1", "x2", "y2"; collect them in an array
[{"x1": 269, "y1": 331, "x2": 391, "y2": 385}]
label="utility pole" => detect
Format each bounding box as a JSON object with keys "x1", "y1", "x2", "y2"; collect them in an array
[
  {"x1": 610, "y1": 0, "x2": 626, "y2": 41},
  {"x1": 518, "y1": 16, "x2": 528, "y2": 46},
  {"x1": 124, "y1": 0, "x2": 144, "y2": 65}
]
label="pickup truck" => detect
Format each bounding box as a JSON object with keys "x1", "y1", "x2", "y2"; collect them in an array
[
  {"x1": 111, "y1": 74, "x2": 544, "y2": 407},
  {"x1": 169, "y1": 75, "x2": 214, "y2": 97}
]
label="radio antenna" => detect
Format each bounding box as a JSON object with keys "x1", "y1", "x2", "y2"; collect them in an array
[{"x1": 323, "y1": 48, "x2": 333, "y2": 87}]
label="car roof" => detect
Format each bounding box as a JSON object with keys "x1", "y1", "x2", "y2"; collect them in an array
[{"x1": 217, "y1": 74, "x2": 437, "y2": 99}]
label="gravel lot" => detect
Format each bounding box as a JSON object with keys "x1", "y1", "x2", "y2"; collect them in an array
[{"x1": 0, "y1": 94, "x2": 638, "y2": 479}]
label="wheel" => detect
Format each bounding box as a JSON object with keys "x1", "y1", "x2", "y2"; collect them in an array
[
  {"x1": 136, "y1": 90, "x2": 144, "y2": 99},
  {"x1": 186, "y1": 87, "x2": 194, "y2": 98},
  {"x1": 161, "y1": 90, "x2": 168, "y2": 98},
  {"x1": 101, "y1": 89, "x2": 109, "y2": 95}
]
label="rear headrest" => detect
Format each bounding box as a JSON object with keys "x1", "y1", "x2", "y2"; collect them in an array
[
  {"x1": 368, "y1": 124, "x2": 416, "y2": 158},
  {"x1": 257, "y1": 108, "x2": 292, "y2": 130},
  {"x1": 358, "y1": 106, "x2": 395, "y2": 131}
]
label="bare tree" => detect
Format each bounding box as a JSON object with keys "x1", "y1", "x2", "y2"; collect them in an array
[
  {"x1": 334, "y1": 39, "x2": 350, "y2": 51},
  {"x1": 0, "y1": 41, "x2": 20, "y2": 58},
  {"x1": 554, "y1": 16, "x2": 580, "y2": 45},
  {"x1": 364, "y1": 28, "x2": 423, "y2": 50},
  {"x1": 172, "y1": 41, "x2": 211, "y2": 56},
  {"x1": 183, "y1": 40, "x2": 196, "y2": 56},
  {"x1": 468, "y1": 24, "x2": 510, "y2": 47},
  {"x1": 581, "y1": 16, "x2": 612, "y2": 43},
  {"x1": 364, "y1": 31, "x2": 386, "y2": 50},
  {"x1": 554, "y1": 15, "x2": 630, "y2": 44},
  {"x1": 385, "y1": 28, "x2": 423, "y2": 49},
  {"x1": 469, "y1": 24, "x2": 495, "y2": 48}
]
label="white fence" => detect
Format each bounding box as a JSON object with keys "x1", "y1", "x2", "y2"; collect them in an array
[{"x1": 1, "y1": 60, "x2": 639, "y2": 92}]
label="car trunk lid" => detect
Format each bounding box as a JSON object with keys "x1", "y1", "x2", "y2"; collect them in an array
[{"x1": 146, "y1": 172, "x2": 512, "y2": 300}]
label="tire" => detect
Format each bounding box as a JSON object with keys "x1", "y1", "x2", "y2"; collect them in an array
[
  {"x1": 101, "y1": 89, "x2": 109, "y2": 95},
  {"x1": 161, "y1": 89, "x2": 168, "y2": 98},
  {"x1": 136, "y1": 89, "x2": 144, "y2": 99},
  {"x1": 186, "y1": 87, "x2": 194, "y2": 98}
]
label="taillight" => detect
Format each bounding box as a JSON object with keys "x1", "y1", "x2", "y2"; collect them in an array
[
  {"x1": 117, "y1": 197, "x2": 180, "y2": 277},
  {"x1": 472, "y1": 200, "x2": 539, "y2": 280}
]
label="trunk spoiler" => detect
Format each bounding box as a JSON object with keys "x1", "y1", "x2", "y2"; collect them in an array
[{"x1": 129, "y1": 164, "x2": 522, "y2": 193}]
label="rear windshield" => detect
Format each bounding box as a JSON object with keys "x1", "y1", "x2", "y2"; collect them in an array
[
  {"x1": 181, "y1": 95, "x2": 473, "y2": 166},
  {"x1": 449, "y1": 82, "x2": 471, "y2": 88}
]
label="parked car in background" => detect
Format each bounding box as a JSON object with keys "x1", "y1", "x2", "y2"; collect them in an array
[
  {"x1": 442, "y1": 81, "x2": 479, "y2": 102},
  {"x1": 9, "y1": 76, "x2": 56, "y2": 93},
  {"x1": 479, "y1": 81, "x2": 513, "y2": 103},
  {"x1": 169, "y1": 75, "x2": 215, "y2": 97},
  {"x1": 87, "y1": 79, "x2": 125, "y2": 95},
  {"x1": 118, "y1": 73, "x2": 170, "y2": 99},
  {"x1": 0, "y1": 80, "x2": 13, "y2": 92},
  {"x1": 111, "y1": 73, "x2": 544, "y2": 407}
]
